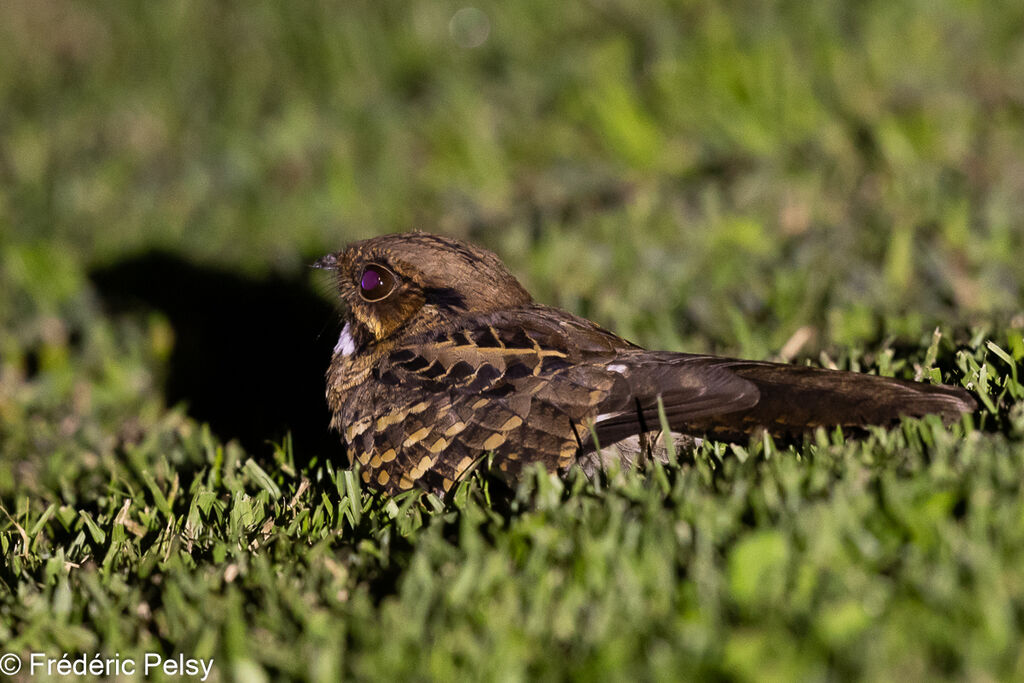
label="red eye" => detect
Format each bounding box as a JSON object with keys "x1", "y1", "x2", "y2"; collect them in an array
[{"x1": 359, "y1": 263, "x2": 397, "y2": 301}]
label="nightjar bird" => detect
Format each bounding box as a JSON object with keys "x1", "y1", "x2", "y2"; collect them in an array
[{"x1": 317, "y1": 232, "x2": 976, "y2": 496}]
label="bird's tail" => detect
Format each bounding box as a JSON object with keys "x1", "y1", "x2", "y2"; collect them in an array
[
  {"x1": 678, "y1": 360, "x2": 976, "y2": 441},
  {"x1": 587, "y1": 353, "x2": 977, "y2": 449}
]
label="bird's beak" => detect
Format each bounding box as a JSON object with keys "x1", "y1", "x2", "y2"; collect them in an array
[{"x1": 312, "y1": 253, "x2": 339, "y2": 270}]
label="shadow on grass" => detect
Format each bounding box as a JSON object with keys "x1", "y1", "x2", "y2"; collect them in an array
[{"x1": 90, "y1": 251, "x2": 345, "y2": 467}]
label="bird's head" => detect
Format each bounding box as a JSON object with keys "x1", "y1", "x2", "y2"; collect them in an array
[{"x1": 315, "y1": 232, "x2": 533, "y2": 349}]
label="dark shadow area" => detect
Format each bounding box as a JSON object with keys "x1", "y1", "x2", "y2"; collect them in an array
[{"x1": 90, "y1": 251, "x2": 346, "y2": 466}]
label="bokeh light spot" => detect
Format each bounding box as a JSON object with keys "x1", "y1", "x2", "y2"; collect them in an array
[{"x1": 450, "y1": 7, "x2": 490, "y2": 48}]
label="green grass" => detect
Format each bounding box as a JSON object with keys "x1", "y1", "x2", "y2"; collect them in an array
[{"x1": 3, "y1": 0, "x2": 1024, "y2": 679}]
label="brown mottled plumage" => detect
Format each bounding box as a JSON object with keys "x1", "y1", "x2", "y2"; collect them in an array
[{"x1": 317, "y1": 232, "x2": 976, "y2": 496}]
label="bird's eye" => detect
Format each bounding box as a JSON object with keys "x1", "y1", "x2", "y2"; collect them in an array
[{"x1": 359, "y1": 263, "x2": 397, "y2": 301}]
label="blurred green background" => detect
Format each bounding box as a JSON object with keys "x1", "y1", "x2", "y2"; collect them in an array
[
  {"x1": 4, "y1": 0, "x2": 1023, "y2": 343},
  {"x1": 2, "y1": 0, "x2": 1024, "y2": 680}
]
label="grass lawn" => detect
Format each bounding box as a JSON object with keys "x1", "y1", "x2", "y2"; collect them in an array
[{"x1": 2, "y1": 1, "x2": 1024, "y2": 679}]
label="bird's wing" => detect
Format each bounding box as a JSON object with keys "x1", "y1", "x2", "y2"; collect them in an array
[{"x1": 341, "y1": 307, "x2": 760, "y2": 495}]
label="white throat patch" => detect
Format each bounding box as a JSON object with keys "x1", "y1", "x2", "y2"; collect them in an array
[{"x1": 335, "y1": 322, "x2": 356, "y2": 357}]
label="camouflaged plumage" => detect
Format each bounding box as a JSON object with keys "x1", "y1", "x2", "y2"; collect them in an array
[{"x1": 320, "y1": 232, "x2": 976, "y2": 496}]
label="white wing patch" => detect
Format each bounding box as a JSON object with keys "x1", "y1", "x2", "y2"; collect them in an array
[
  {"x1": 606, "y1": 364, "x2": 627, "y2": 374},
  {"x1": 335, "y1": 322, "x2": 356, "y2": 356}
]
